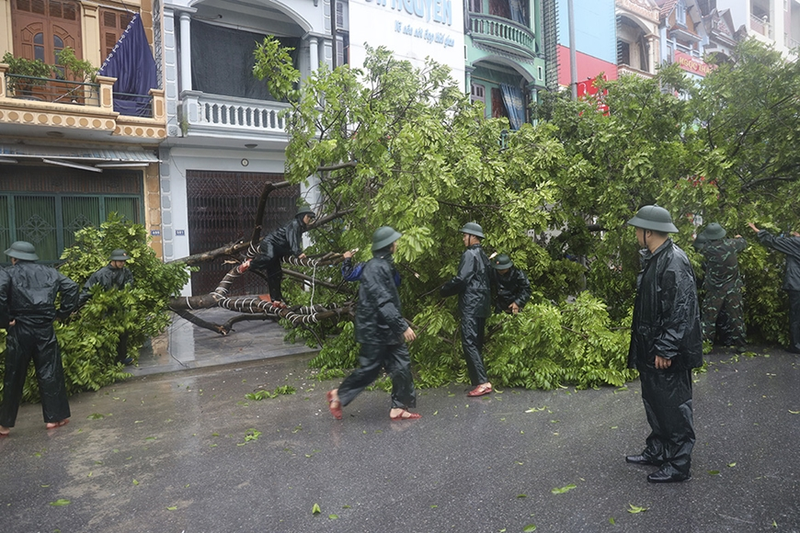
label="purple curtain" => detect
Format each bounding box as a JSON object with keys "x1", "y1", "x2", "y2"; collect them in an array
[{"x1": 98, "y1": 14, "x2": 158, "y2": 116}]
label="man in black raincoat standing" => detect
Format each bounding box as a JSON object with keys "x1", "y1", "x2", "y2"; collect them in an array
[
  {"x1": 626, "y1": 206, "x2": 703, "y2": 483},
  {"x1": 242, "y1": 204, "x2": 315, "y2": 306},
  {"x1": 0, "y1": 241, "x2": 79, "y2": 437},
  {"x1": 79, "y1": 249, "x2": 135, "y2": 364},
  {"x1": 748, "y1": 222, "x2": 800, "y2": 353},
  {"x1": 441, "y1": 222, "x2": 493, "y2": 397},
  {"x1": 326, "y1": 227, "x2": 420, "y2": 421},
  {"x1": 491, "y1": 254, "x2": 532, "y2": 315}
]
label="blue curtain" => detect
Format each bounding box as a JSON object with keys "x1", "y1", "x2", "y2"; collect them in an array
[
  {"x1": 98, "y1": 14, "x2": 158, "y2": 116},
  {"x1": 500, "y1": 83, "x2": 525, "y2": 130}
]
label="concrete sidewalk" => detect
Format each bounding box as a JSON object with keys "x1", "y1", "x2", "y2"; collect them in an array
[{"x1": 132, "y1": 308, "x2": 318, "y2": 376}]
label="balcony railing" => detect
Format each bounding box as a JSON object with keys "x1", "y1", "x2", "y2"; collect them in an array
[
  {"x1": 4, "y1": 74, "x2": 100, "y2": 106},
  {"x1": 0, "y1": 64, "x2": 166, "y2": 140},
  {"x1": 181, "y1": 91, "x2": 291, "y2": 139},
  {"x1": 468, "y1": 13, "x2": 535, "y2": 58},
  {"x1": 617, "y1": 65, "x2": 654, "y2": 79},
  {"x1": 750, "y1": 14, "x2": 772, "y2": 38}
]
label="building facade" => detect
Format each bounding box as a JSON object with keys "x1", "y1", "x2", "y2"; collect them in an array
[
  {"x1": 464, "y1": 0, "x2": 552, "y2": 128},
  {"x1": 556, "y1": 0, "x2": 619, "y2": 92},
  {"x1": 616, "y1": 0, "x2": 661, "y2": 78},
  {"x1": 156, "y1": 0, "x2": 334, "y2": 295},
  {"x1": 0, "y1": 0, "x2": 166, "y2": 262}
]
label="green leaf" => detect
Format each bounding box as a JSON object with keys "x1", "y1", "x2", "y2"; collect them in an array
[
  {"x1": 132, "y1": 479, "x2": 139, "y2": 485},
  {"x1": 87, "y1": 413, "x2": 105, "y2": 420},
  {"x1": 328, "y1": 514, "x2": 339, "y2": 520},
  {"x1": 609, "y1": 517, "x2": 616, "y2": 524},
  {"x1": 49, "y1": 499, "x2": 71, "y2": 507},
  {"x1": 627, "y1": 503, "x2": 647, "y2": 514},
  {"x1": 551, "y1": 484, "x2": 577, "y2": 494},
  {"x1": 517, "y1": 494, "x2": 527, "y2": 498},
  {"x1": 523, "y1": 525, "x2": 537, "y2": 532},
  {"x1": 166, "y1": 506, "x2": 177, "y2": 511},
  {"x1": 707, "y1": 470, "x2": 720, "y2": 475},
  {"x1": 312, "y1": 503, "x2": 321, "y2": 515}
]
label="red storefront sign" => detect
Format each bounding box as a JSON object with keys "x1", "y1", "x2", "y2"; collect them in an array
[{"x1": 674, "y1": 51, "x2": 717, "y2": 77}]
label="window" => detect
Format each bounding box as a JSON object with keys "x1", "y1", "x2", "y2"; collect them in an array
[
  {"x1": 471, "y1": 83, "x2": 485, "y2": 104},
  {"x1": 335, "y1": 0, "x2": 348, "y2": 31},
  {"x1": 676, "y1": 0, "x2": 687, "y2": 26},
  {"x1": 617, "y1": 41, "x2": 631, "y2": 66},
  {"x1": 12, "y1": 0, "x2": 82, "y2": 66},
  {"x1": 469, "y1": 0, "x2": 482, "y2": 13},
  {"x1": 336, "y1": 35, "x2": 350, "y2": 67},
  {"x1": 100, "y1": 9, "x2": 136, "y2": 62}
]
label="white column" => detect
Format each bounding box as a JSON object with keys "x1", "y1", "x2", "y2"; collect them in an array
[
  {"x1": 309, "y1": 37, "x2": 319, "y2": 73},
  {"x1": 179, "y1": 11, "x2": 193, "y2": 92}
]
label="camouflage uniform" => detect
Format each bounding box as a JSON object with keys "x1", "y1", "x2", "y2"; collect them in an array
[{"x1": 696, "y1": 236, "x2": 747, "y2": 346}]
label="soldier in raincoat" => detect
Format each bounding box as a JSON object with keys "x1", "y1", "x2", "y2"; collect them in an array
[
  {"x1": 491, "y1": 254, "x2": 531, "y2": 315},
  {"x1": 441, "y1": 222, "x2": 493, "y2": 397},
  {"x1": 241, "y1": 204, "x2": 315, "y2": 305},
  {"x1": 0, "y1": 241, "x2": 79, "y2": 437},
  {"x1": 694, "y1": 223, "x2": 747, "y2": 349},
  {"x1": 79, "y1": 249, "x2": 135, "y2": 364},
  {"x1": 326, "y1": 227, "x2": 420, "y2": 421},
  {"x1": 626, "y1": 206, "x2": 703, "y2": 483},
  {"x1": 748, "y1": 222, "x2": 800, "y2": 353}
]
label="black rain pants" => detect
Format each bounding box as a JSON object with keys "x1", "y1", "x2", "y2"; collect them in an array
[
  {"x1": 0, "y1": 321, "x2": 70, "y2": 427},
  {"x1": 461, "y1": 315, "x2": 488, "y2": 386},
  {"x1": 639, "y1": 368, "x2": 695, "y2": 476},
  {"x1": 788, "y1": 290, "x2": 800, "y2": 353},
  {"x1": 338, "y1": 343, "x2": 416, "y2": 410}
]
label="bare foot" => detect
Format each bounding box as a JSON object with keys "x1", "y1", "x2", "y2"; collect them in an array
[
  {"x1": 326, "y1": 390, "x2": 343, "y2": 420},
  {"x1": 45, "y1": 419, "x2": 70, "y2": 430},
  {"x1": 0, "y1": 425, "x2": 9, "y2": 437}
]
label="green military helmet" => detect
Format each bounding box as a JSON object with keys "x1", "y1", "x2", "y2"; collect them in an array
[
  {"x1": 371, "y1": 226, "x2": 402, "y2": 251},
  {"x1": 701, "y1": 222, "x2": 726, "y2": 241},
  {"x1": 109, "y1": 249, "x2": 130, "y2": 261},
  {"x1": 460, "y1": 221, "x2": 485, "y2": 238},
  {"x1": 5, "y1": 241, "x2": 39, "y2": 261},
  {"x1": 296, "y1": 204, "x2": 315, "y2": 218},
  {"x1": 627, "y1": 205, "x2": 679, "y2": 233},
  {"x1": 492, "y1": 254, "x2": 513, "y2": 270}
]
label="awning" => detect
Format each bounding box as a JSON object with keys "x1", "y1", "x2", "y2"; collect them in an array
[{"x1": 0, "y1": 144, "x2": 160, "y2": 172}]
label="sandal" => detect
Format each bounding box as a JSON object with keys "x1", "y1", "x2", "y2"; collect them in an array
[
  {"x1": 326, "y1": 390, "x2": 343, "y2": 420},
  {"x1": 390, "y1": 410, "x2": 422, "y2": 421},
  {"x1": 467, "y1": 384, "x2": 493, "y2": 397}
]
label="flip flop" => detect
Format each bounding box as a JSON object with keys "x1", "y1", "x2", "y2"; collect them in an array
[
  {"x1": 467, "y1": 384, "x2": 493, "y2": 397},
  {"x1": 326, "y1": 391, "x2": 343, "y2": 420},
  {"x1": 390, "y1": 410, "x2": 422, "y2": 421}
]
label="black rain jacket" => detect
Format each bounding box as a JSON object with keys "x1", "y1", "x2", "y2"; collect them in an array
[
  {"x1": 354, "y1": 250, "x2": 408, "y2": 345},
  {"x1": 493, "y1": 267, "x2": 532, "y2": 313},
  {"x1": 757, "y1": 230, "x2": 800, "y2": 291},
  {"x1": 0, "y1": 261, "x2": 79, "y2": 327},
  {"x1": 251, "y1": 217, "x2": 306, "y2": 270},
  {"x1": 628, "y1": 239, "x2": 703, "y2": 371},
  {"x1": 440, "y1": 244, "x2": 492, "y2": 318},
  {"x1": 78, "y1": 264, "x2": 134, "y2": 307}
]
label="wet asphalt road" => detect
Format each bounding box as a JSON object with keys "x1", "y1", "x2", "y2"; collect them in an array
[{"x1": 1, "y1": 347, "x2": 798, "y2": 533}]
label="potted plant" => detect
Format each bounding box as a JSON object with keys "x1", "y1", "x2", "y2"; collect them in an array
[
  {"x1": 2, "y1": 52, "x2": 53, "y2": 98},
  {"x1": 54, "y1": 47, "x2": 98, "y2": 104}
]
